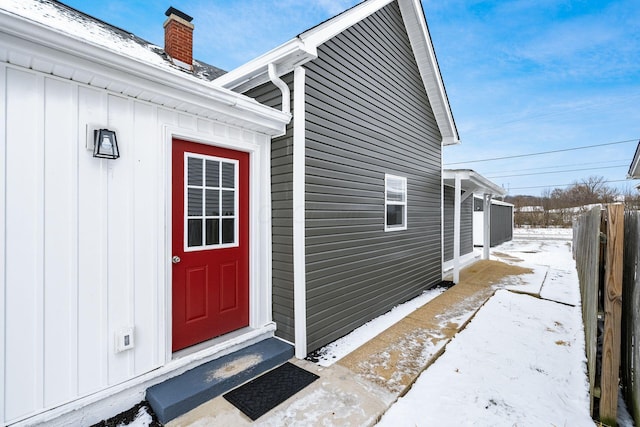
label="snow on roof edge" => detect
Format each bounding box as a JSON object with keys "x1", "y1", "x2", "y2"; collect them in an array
[{"x1": 0, "y1": 0, "x2": 226, "y2": 81}]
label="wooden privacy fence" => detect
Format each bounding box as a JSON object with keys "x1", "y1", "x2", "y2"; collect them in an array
[{"x1": 573, "y1": 204, "x2": 639, "y2": 426}]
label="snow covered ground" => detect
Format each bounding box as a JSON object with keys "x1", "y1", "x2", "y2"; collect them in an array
[
  {"x1": 376, "y1": 228, "x2": 632, "y2": 426},
  {"x1": 377, "y1": 289, "x2": 592, "y2": 426},
  {"x1": 118, "y1": 228, "x2": 636, "y2": 426}
]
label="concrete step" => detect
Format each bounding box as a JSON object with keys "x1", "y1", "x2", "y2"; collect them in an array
[{"x1": 146, "y1": 337, "x2": 294, "y2": 424}]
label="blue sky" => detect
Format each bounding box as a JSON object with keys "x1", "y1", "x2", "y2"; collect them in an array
[{"x1": 61, "y1": 0, "x2": 640, "y2": 197}]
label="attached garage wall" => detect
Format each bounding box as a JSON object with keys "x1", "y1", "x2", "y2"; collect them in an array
[
  {"x1": 302, "y1": 1, "x2": 443, "y2": 352},
  {"x1": 443, "y1": 186, "x2": 474, "y2": 262}
]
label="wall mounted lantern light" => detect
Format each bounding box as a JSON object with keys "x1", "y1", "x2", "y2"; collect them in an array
[{"x1": 93, "y1": 129, "x2": 120, "y2": 159}]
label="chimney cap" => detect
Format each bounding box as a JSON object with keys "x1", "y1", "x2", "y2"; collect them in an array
[{"x1": 165, "y1": 6, "x2": 193, "y2": 22}]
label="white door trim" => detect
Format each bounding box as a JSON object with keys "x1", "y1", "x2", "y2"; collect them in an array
[{"x1": 162, "y1": 125, "x2": 273, "y2": 363}]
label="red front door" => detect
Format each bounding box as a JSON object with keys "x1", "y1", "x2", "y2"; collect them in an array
[{"x1": 172, "y1": 139, "x2": 249, "y2": 352}]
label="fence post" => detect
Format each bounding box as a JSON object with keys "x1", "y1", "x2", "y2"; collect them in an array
[
  {"x1": 574, "y1": 206, "x2": 601, "y2": 415},
  {"x1": 623, "y1": 210, "x2": 640, "y2": 425},
  {"x1": 600, "y1": 204, "x2": 624, "y2": 425}
]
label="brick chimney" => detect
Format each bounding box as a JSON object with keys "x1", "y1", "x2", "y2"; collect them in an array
[{"x1": 164, "y1": 6, "x2": 194, "y2": 70}]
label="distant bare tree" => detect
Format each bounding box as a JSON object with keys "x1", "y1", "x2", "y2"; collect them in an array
[
  {"x1": 562, "y1": 176, "x2": 619, "y2": 207},
  {"x1": 510, "y1": 176, "x2": 621, "y2": 228},
  {"x1": 622, "y1": 185, "x2": 640, "y2": 210}
]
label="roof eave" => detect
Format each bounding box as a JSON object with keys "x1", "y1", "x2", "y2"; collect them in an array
[
  {"x1": 213, "y1": 38, "x2": 318, "y2": 92},
  {"x1": 215, "y1": 0, "x2": 460, "y2": 143},
  {"x1": 443, "y1": 169, "x2": 506, "y2": 197},
  {"x1": 628, "y1": 141, "x2": 640, "y2": 178},
  {"x1": 442, "y1": 136, "x2": 460, "y2": 146},
  {"x1": 214, "y1": 0, "x2": 395, "y2": 92},
  {"x1": 0, "y1": 9, "x2": 290, "y2": 136},
  {"x1": 398, "y1": 0, "x2": 459, "y2": 145}
]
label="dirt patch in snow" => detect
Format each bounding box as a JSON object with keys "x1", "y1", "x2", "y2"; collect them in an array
[{"x1": 337, "y1": 260, "x2": 533, "y2": 395}]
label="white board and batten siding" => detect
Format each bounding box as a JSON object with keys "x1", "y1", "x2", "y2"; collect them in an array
[{"x1": 0, "y1": 63, "x2": 271, "y2": 425}]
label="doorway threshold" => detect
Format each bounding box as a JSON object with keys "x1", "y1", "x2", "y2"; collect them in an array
[{"x1": 172, "y1": 327, "x2": 257, "y2": 360}]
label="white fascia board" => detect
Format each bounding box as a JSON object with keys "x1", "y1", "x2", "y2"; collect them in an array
[
  {"x1": 443, "y1": 169, "x2": 470, "y2": 182},
  {"x1": 215, "y1": 0, "x2": 394, "y2": 93},
  {"x1": 398, "y1": 0, "x2": 460, "y2": 146},
  {"x1": 489, "y1": 199, "x2": 514, "y2": 208},
  {"x1": 468, "y1": 172, "x2": 506, "y2": 197},
  {"x1": 298, "y1": 0, "x2": 394, "y2": 46},
  {"x1": 628, "y1": 141, "x2": 640, "y2": 178},
  {"x1": 443, "y1": 169, "x2": 506, "y2": 197},
  {"x1": 0, "y1": 10, "x2": 290, "y2": 136},
  {"x1": 214, "y1": 39, "x2": 317, "y2": 92}
]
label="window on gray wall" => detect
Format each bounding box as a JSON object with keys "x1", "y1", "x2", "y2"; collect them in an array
[{"x1": 385, "y1": 174, "x2": 407, "y2": 231}]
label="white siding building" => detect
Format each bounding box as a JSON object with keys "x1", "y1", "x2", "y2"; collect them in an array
[{"x1": 0, "y1": 2, "x2": 289, "y2": 425}]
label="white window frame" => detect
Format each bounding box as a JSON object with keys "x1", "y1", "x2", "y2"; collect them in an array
[
  {"x1": 183, "y1": 152, "x2": 239, "y2": 251},
  {"x1": 384, "y1": 174, "x2": 407, "y2": 232}
]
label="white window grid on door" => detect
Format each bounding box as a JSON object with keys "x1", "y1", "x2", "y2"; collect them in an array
[{"x1": 184, "y1": 152, "x2": 239, "y2": 251}]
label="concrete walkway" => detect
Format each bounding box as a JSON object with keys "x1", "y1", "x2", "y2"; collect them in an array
[{"x1": 167, "y1": 260, "x2": 534, "y2": 427}]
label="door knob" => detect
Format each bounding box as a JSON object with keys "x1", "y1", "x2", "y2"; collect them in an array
[{"x1": 172, "y1": 256, "x2": 181, "y2": 264}]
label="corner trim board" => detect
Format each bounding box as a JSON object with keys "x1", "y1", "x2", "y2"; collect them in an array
[{"x1": 292, "y1": 66, "x2": 307, "y2": 358}]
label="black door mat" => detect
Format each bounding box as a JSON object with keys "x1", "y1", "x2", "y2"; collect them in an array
[{"x1": 223, "y1": 362, "x2": 319, "y2": 421}]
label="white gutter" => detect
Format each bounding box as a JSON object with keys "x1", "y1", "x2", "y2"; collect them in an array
[{"x1": 214, "y1": 38, "x2": 317, "y2": 93}]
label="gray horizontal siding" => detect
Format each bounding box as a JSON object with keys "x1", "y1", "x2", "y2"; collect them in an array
[
  {"x1": 303, "y1": 1, "x2": 443, "y2": 353},
  {"x1": 443, "y1": 186, "x2": 473, "y2": 262},
  {"x1": 245, "y1": 74, "x2": 295, "y2": 343},
  {"x1": 491, "y1": 203, "x2": 514, "y2": 246}
]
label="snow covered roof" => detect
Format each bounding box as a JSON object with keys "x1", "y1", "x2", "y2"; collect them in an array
[
  {"x1": 0, "y1": 0, "x2": 290, "y2": 135},
  {"x1": 0, "y1": 0, "x2": 226, "y2": 81}
]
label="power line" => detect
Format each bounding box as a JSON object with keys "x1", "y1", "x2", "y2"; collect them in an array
[
  {"x1": 487, "y1": 164, "x2": 627, "y2": 179},
  {"x1": 467, "y1": 94, "x2": 640, "y2": 137},
  {"x1": 445, "y1": 139, "x2": 638, "y2": 165},
  {"x1": 508, "y1": 179, "x2": 630, "y2": 191},
  {"x1": 482, "y1": 159, "x2": 629, "y2": 175}
]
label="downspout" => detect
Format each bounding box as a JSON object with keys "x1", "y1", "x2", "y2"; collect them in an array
[{"x1": 268, "y1": 63, "x2": 291, "y2": 115}]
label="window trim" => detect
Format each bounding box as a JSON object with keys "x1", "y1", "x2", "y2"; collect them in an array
[
  {"x1": 384, "y1": 173, "x2": 407, "y2": 232},
  {"x1": 183, "y1": 152, "x2": 239, "y2": 251}
]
